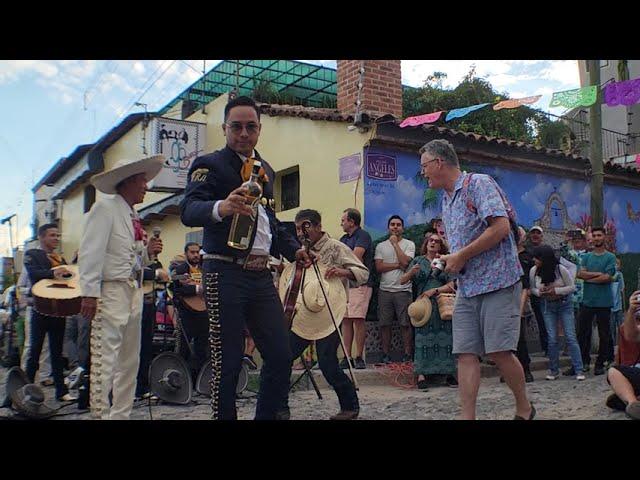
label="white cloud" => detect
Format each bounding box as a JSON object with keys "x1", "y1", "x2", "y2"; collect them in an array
[
  {"x1": 520, "y1": 178, "x2": 555, "y2": 215},
  {"x1": 133, "y1": 61, "x2": 146, "y2": 75},
  {"x1": 0, "y1": 60, "x2": 58, "y2": 84},
  {"x1": 539, "y1": 61, "x2": 579, "y2": 86},
  {"x1": 489, "y1": 73, "x2": 537, "y2": 88},
  {"x1": 558, "y1": 180, "x2": 575, "y2": 199},
  {"x1": 396, "y1": 174, "x2": 423, "y2": 204},
  {"x1": 407, "y1": 210, "x2": 428, "y2": 226}
]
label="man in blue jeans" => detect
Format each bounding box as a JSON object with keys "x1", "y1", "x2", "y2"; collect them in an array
[{"x1": 576, "y1": 227, "x2": 616, "y2": 376}]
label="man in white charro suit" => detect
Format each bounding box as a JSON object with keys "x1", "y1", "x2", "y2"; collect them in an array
[{"x1": 78, "y1": 156, "x2": 165, "y2": 420}]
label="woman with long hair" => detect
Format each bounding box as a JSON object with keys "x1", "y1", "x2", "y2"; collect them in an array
[
  {"x1": 400, "y1": 232, "x2": 456, "y2": 390},
  {"x1": 530, "y1": 245, "x2": 585, "y2": 381}
]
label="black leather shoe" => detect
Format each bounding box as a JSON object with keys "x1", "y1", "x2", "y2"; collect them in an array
[
  {"x1": 330, "y1": 410, "x2": 359, "y2": 420},
  {"x1": 525, "y1": 371, "x2": 534, "y2": 383},
  {"x1": 606, "y1": 393, "x2": 626, "y2": 411},
  {"x1": 594, "y1": 366, "x2": 605, "y2": 376}
]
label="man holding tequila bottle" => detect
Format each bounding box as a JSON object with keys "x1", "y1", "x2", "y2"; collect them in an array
[{"x1": 180, "y1": 96, "x2": 303, "y2": 420}]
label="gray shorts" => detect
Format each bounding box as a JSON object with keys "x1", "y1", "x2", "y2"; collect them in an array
[
  {"x1": 377, "y1": 290, "x2": 412, "y2": 327},
  {"x1": 452, "y1": 281, "x2": 522, "y2": 356}
]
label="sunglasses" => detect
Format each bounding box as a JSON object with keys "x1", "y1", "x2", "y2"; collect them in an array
[{"x1": 225, "y1": 122, "x2": 259, "y2": 134}]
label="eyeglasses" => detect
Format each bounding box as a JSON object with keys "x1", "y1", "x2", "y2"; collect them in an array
[
  {"x1": 225, "y1": 122, "x2": 260, "y2": 134},
  {"x1": 420, "y1": 158, "x2": 438, "y2": 173},
  {"x1": 427, "y1": 238, "x2": 442, "y2": 244}
]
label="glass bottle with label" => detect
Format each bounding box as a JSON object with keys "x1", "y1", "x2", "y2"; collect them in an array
[{"x1": 228, "y1": 159, "x2": 263, "y2": 250}]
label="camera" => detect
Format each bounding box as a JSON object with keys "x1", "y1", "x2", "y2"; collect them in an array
[{"x1": 431, "y1": 258, "x2": 445, "y2": 272}]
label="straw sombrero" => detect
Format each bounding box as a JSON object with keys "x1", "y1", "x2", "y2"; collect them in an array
[
  {"x1": 408, "y1": 297, "x2": 433, "y2": 328},
  {"x1": 279, "y1": 262, "x2": 347, "y2": 341},
  {"x1": 90, "y1": 155, "x2": 165, "y2": 194}
]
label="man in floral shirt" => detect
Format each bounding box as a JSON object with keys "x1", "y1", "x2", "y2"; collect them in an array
[{"x1": 419, "y1": 139, "x2": 533, "y2": 421}]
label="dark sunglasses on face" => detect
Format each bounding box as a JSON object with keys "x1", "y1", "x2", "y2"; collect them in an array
[{"x1": 225, "y1": 122, "x2": 259, "y2": 134}]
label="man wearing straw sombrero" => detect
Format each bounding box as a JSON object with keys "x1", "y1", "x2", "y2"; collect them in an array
[
  {"x1": 78, "y1": 155, "x2": 165, "y2": 420},
  {"x1": 278, "y1": 209, "x2": 369, "y2": 420}
]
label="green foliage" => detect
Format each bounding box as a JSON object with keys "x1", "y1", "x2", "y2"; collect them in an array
[
  {"x1": 2, "y1": 271, "x2": 15, "y2": 291},
  {"x1": 402, "y1": 66, "x2": 569, "y2": 148},
  {"x1": 249, "y1": 75, "x2": 337, "y2": 109}
]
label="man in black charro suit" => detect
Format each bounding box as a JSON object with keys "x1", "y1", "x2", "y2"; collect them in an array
[{"x1": 180, "y1": 96, "x2": 306, "y2": 420}]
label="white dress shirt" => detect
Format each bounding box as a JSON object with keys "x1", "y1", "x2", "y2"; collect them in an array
[{"x1": 211, "y1": 150, "x2": 272, "y2": 256}]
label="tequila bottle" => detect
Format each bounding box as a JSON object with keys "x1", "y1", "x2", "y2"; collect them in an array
[{"x1": 227, "y1": 160, "x2": 263, "y2": 250}]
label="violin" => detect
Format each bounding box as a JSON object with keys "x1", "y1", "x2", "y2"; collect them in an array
[{"x1": 282, "y1": 221, "x2": 312, "y2": 328}]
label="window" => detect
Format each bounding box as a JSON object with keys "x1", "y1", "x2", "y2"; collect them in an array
[
  {"x1": 186, "y1": 229, "x2": 203, "y2": 246},
  {"x1": 277, "y1": 167, "x2": 300, "y2": 212},
  {"x1": 83, "y1": 185, "x2": 96, "y2": 213}
]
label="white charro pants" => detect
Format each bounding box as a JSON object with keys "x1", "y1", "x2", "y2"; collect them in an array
[{"x1": 90, "y1": 280, "x2": 142, "y2": 420}]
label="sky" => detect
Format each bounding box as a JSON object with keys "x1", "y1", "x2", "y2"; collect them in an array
[{"x1": 0, "y1": 59, "x2": 580, "y2": 256}]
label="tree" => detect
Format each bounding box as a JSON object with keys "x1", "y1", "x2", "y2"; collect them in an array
[{"x1": 402, "y1": 66, "x2": 569, "y2": 148}]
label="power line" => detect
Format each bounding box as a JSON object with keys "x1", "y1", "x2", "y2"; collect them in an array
[
  {"x1": 119, "y1": 60, "x2": 178, "y2": 119},
  {"x1": 114, "y1": 60, "x2": 172, "y2": 121}
]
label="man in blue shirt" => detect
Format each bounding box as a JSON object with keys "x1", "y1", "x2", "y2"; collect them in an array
[
  {"x1": 420, "y1": 139, "x2": 533, "y2": 421},
  {"x1": 576, "y1": 227, "x2": 616, "y2": 376}
]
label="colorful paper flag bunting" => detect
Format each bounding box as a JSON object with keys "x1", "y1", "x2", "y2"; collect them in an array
[
  {"x1": 493, "y1": 95, "x2": 542, "y2": 111},
  {"x1": 445, "y1": 103, "x2": 490, "y2": 121},
  {"x1": 399, "y1": 111, "x2": 443, "y2": 128},
  {"x1": 549, "y1": 86, "x2": 597, "y2": 109},
  {"x1": 604, "y1": 78, "x2": 640, "y2": 107}
]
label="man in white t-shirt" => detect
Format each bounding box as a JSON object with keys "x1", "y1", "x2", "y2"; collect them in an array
[{"x1": 374, "y1": 215, "x2": 416, "y2": 363}]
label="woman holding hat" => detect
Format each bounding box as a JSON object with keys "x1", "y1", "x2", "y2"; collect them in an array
[{"x1": 400, "y1": 232, "x2": 456, "y2": 390}]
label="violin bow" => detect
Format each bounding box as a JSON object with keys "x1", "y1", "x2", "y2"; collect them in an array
[{"x1": 301, "y1": 222, "x2": 359, "y2": 391}]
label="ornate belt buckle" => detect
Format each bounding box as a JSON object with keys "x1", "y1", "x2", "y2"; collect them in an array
[{"x1": 243, "y1": 254, "x2": 268, "y2": 271}]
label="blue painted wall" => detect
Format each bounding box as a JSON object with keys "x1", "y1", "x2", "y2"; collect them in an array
[{"x1": 363, "y1": 147, "x2": 640, "y2": 252}]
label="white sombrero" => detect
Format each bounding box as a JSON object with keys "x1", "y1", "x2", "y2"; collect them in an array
[
  {"x1": 279, "y1": 262, "x2": 347, "y2": 341},
  {"x1": 90, "y1": 155, "x2": 165, "y2": 194}
]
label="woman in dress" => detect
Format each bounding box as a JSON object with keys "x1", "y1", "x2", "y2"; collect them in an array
[{"x1": 400, "y1": 232, "x2": 456, "y2": 390}]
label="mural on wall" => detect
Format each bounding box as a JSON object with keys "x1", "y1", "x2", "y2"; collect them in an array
[{"x1": 363, "y1": 147, "x2": 640, "y2": 253}]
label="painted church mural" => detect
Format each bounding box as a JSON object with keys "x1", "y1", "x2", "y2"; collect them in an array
[{"x1": 363, "y1": 147, "x2": 640, "y2": 253}]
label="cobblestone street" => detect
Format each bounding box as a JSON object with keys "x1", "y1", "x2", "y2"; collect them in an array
[{"x1": 0, "y1": 364, "x2": 629, "y2": 420}]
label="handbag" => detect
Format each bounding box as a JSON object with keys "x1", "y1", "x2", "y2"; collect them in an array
[{"x1": 436, "y1": 293, "x2": 456, "y2": 321}]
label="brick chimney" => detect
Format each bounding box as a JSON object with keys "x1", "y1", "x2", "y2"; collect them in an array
[{"x1": 337, "y1": 60, "x2": 403, "y2": 119}]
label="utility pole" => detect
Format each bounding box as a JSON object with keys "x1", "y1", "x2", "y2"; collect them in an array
[{"x1": 587, "y1": 60, "x2": 604, "y2": 227}]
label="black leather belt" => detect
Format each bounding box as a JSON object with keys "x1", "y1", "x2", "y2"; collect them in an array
[{"x1": 202, "y1": 253, "x2": 270, "y2": 271}]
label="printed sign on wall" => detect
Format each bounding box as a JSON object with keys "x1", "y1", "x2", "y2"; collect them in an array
[
  {"x1": 339, "y1": 153, "x2": 362, "y2": 183},
  {"x1": 149, "y1": 117, "x2": 207, "y2": 191},
  {"x1": 366, "y1": 153, "x2": 397, "y2": 181}
]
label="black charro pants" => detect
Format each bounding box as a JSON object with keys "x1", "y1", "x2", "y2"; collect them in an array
[
  {"x1": 203, "y1": 259, "x2": 291, "y2": 420},
  {"x1": 135, "y1": 300, "x2": 156, "y2": 396},
  {"x1": 176, "y1": 307, "x2": 209, "y2": 381},
  {"x1": 288, "y1": 330, "x2": 359, "y2": 413},
  {"x1": 25, "y1": 311, "x2": 68, "y2": 399}
]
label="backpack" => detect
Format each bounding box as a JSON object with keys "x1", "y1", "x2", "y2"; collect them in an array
[{"x1": 462, "y1": 173, "x2": 520, "y2": 243}]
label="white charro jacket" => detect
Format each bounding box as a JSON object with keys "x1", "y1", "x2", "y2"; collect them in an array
[{"x1": 79, "y1": 194, "x2": 151, "y2": 298}]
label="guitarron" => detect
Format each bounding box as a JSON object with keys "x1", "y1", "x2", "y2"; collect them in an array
[{"x1": 31, "y1": 265, "x2": 82, "y2": 317}]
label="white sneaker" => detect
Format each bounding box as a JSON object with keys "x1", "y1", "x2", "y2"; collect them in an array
[
  {"x1": 545, "y1": 373, "x2": 559, "y2": 380},
  {"x1": 65, "y1": 366, "x2": 85, "y2": 389},
  {"x1": 576, "y1": 374, "x2": 586, "y2": 381}
]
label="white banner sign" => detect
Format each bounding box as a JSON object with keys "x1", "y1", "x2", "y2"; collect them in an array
[{"x1": 149, "y1": 117, "x2": 206, "y2": 191}]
